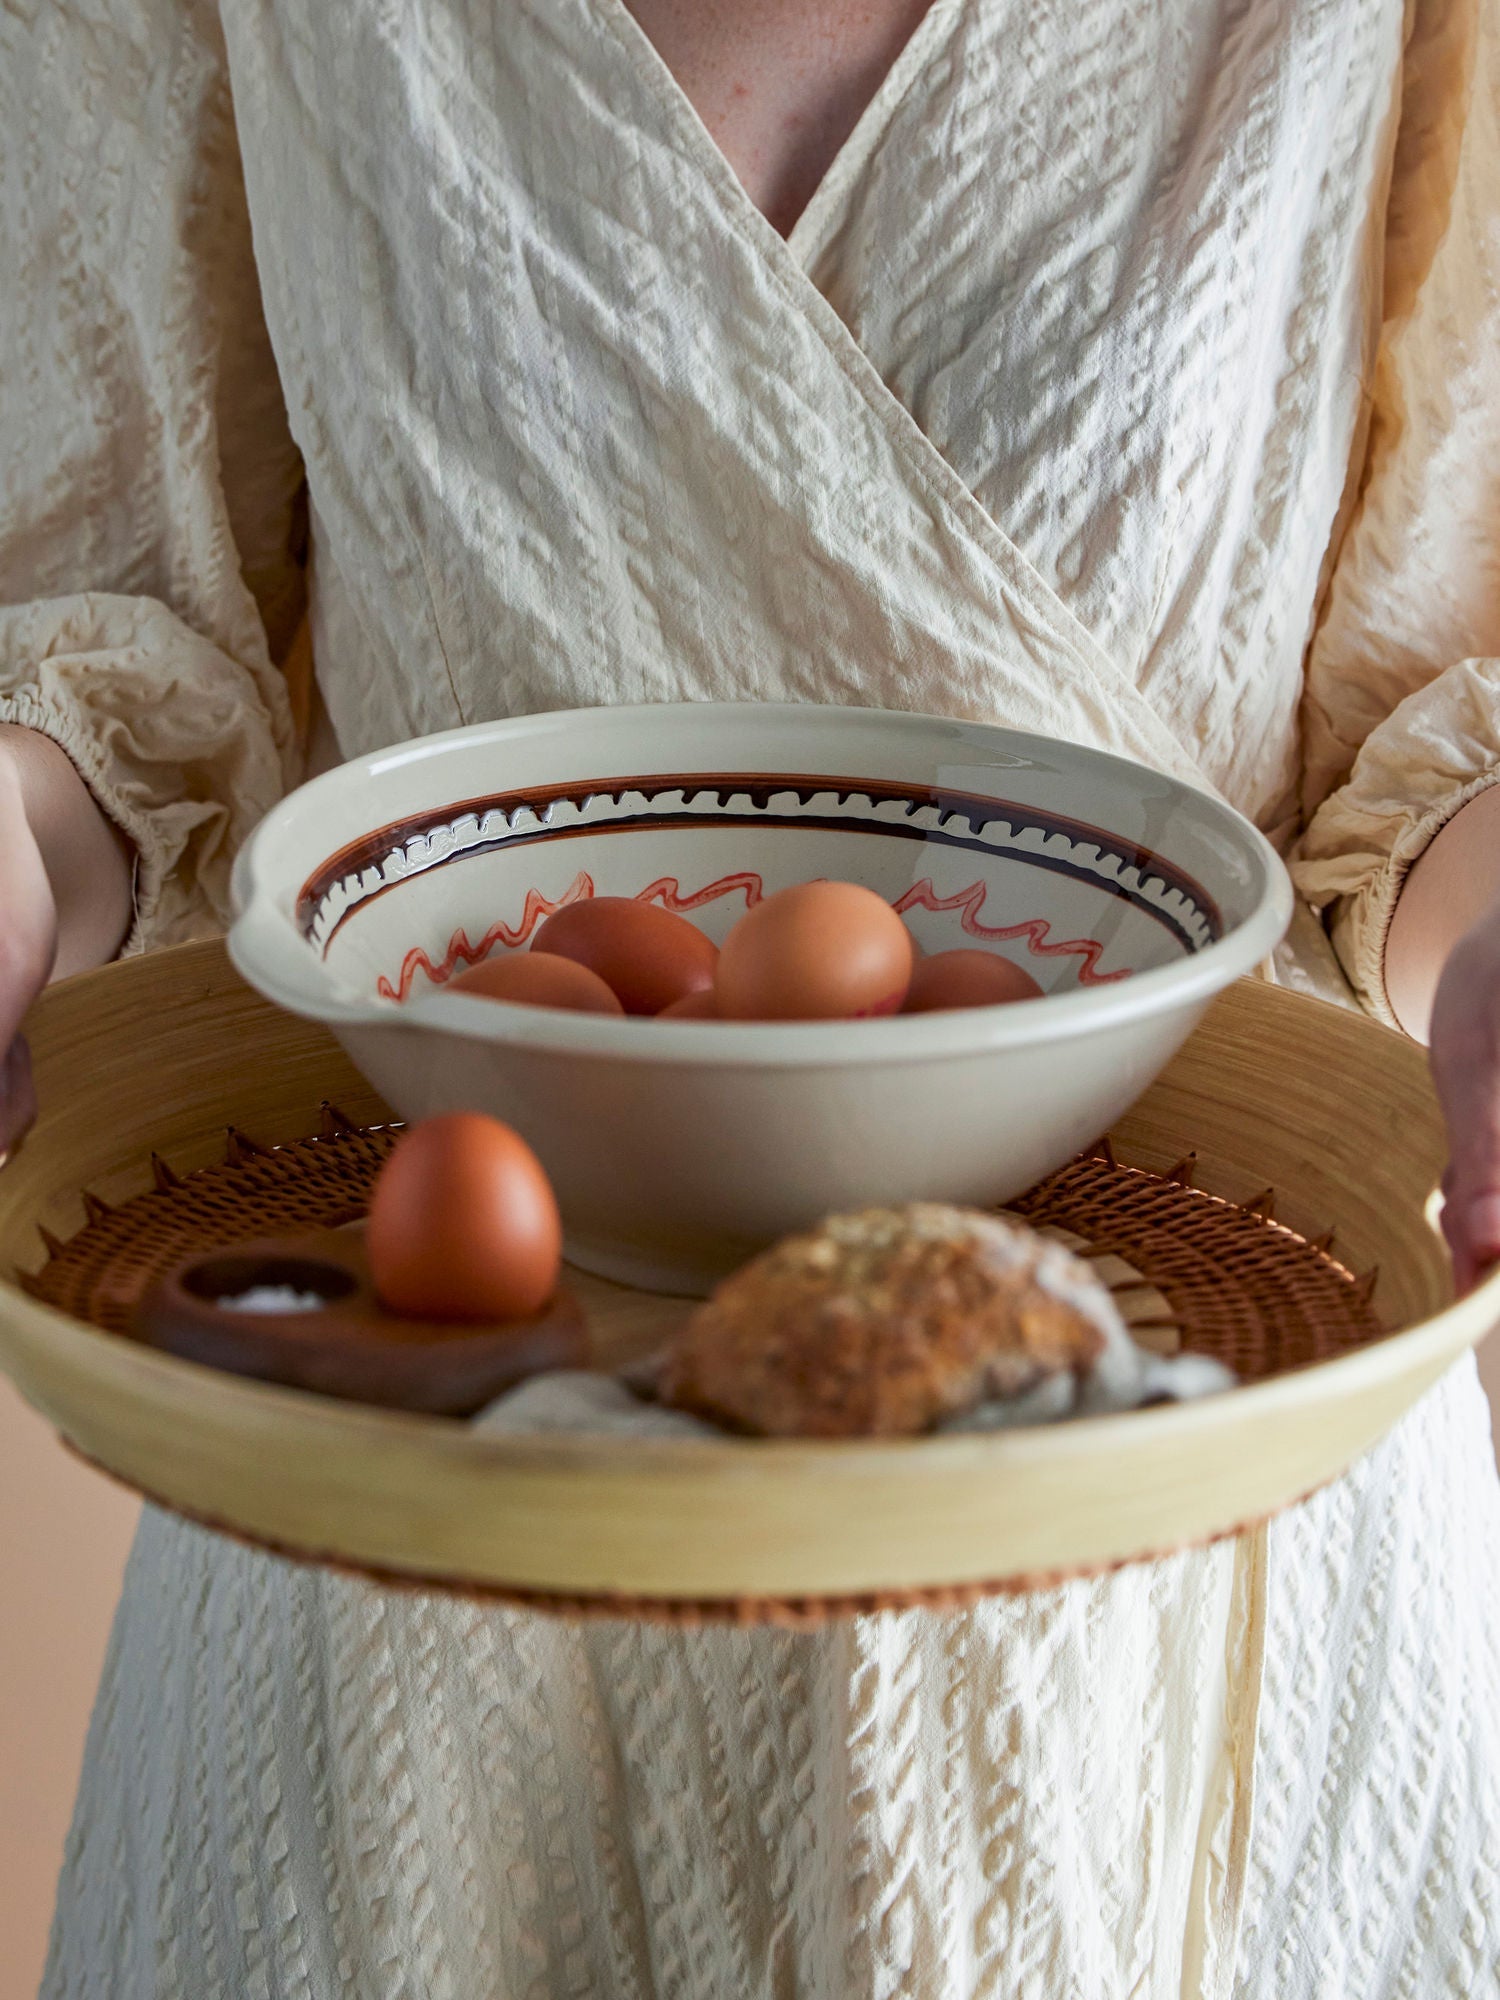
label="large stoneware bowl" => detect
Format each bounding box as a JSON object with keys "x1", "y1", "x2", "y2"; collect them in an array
[{"x1": 229, "y1": 704, "x2": 1292, "y2": 1291}]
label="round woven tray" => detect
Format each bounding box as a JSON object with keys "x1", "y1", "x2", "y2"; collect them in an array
[
  {"x1": 0, "y1": 940, "x2": 1491, "y2": 1623},
  {"x1": 15, "y1": 1113, "x2": 1385, "y2": 1624}
]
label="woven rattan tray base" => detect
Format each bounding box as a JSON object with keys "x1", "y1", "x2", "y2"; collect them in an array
[
  {"x1": 0, "y1": 941, "x2": 1491, "y2": 1621},
  {"x1": 16, "y1": 1104, "x2": 1387, "y2": 1623},
  {"x1": 23, "y1": 1111, "x2": 1382, "y2": 1383}
]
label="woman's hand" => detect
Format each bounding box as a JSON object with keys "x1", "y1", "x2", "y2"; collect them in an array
[
  {"x1": 0, "y1": 746, "x2": 58, "y2": 1154},
  {"x1": 0, "y1": 725, "x2": 134, "y2": 1157},
  {"x1": 1428, "y1": 906, "x2": 1500, "y2": 1293},
  {"x1": 1385, "y1": 787, "x2": 1500, "y2": 1294}
]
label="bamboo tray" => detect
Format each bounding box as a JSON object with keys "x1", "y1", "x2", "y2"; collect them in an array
[{"x1": 0, "y1": 938, "x2": 1494, "y2": 1618}]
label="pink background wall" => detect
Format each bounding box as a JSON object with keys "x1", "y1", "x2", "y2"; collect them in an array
[{"x1": 1, "y1": 1384, "x2": 137, "y2": 2000}]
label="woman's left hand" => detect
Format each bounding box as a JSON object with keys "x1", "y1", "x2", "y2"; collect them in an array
[
  {"x1": 1383, "y1": 788, "x2": 1500, "y2": 1296},
  {"x1": 1428, "y1": 901, "x2": 1500, "y2": 1293}
]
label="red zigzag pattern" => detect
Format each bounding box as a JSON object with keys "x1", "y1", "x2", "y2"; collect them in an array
[{"x1": 376, "y1": 870, "x2": 1129, "y2": 1002}]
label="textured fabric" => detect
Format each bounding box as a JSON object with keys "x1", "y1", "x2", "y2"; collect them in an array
[
  {"x1": 1293, "y1": 0, "x2": 1500, "y2": 1019},
  {"x1": 0, "y1": 0, "x2": 302, "y2": 947},
  {"x1": 44, "y1": 1508, "x2": 1248, "y2": 2000},
  {"x1": 2, "y1": 0, "x2": 1499, "y2": 1992},
  {"x1": 39, "y1": 1367, "x2": 1500, "y2": 2000}
]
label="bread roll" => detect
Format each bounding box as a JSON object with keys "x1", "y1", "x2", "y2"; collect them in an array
[{"x1": 658, "y1": 1203, "x2": 1123, "y2": 1438}]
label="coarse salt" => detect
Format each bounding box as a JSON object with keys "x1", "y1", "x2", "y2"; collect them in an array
[{"x1": 216, "y1": 1285, "x2": 328, "y2": 1315}]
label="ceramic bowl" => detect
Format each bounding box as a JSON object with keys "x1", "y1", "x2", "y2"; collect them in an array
[{"x1": 229, "y1": 703, "x2": 1293, "y2": 1292}]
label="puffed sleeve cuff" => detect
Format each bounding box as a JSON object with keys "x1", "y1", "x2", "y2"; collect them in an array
[
  {"x1": 1292, "y1": 657, "x2": 1500, "y2": 1025},
  {"x1": 0, "y1": 594, "x2": 297, "y2": 957}
]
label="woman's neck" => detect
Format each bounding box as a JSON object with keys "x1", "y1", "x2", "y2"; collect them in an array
[{"x1": 622, "y1": 0, "x2": 934, "y2": 235}]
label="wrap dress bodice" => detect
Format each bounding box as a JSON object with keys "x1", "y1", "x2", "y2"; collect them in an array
[
  {"x1": 230, "y1": 0, "x2": 1362, "y2": 813},
  {"x1": 5, "y1": 0, "x2": 1500, "y2": 1993}
]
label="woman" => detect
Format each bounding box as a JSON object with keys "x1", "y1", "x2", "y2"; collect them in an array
[{"x1": 5, "y1": 0, "x2": 1500, "y2": 1992}]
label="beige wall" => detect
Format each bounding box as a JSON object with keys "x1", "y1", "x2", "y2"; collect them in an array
[{"x1": 0, "y1": 1382, "x2": 137, "y2": 2000}]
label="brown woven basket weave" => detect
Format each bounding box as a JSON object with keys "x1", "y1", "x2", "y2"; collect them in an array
[
  {"x1": 23, "y1": 1112, "x2": 1381, "y2": 1380},
  {"x1": 17, "y1": 1106, "x2": 1384, "y2": 1624}
]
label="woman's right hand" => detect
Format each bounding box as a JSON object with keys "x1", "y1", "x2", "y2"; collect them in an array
[
  {"x1": 0, "y1": 742, "x2": 59, "y2": 1155},
  {"x1": 0, "y1": 721, "x2": 134, "y2": 1156}
]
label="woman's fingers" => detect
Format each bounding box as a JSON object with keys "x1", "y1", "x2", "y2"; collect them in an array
[
  {"x1": 0, "y1": 746, "x2": 61, "y2": 1157},
  {"x1": 0, "y1": 747, "x2": 59, "y2": 1053},
  {"x1": 1433, "y1": 1090, "x2": 1500, "y2": 1293},
  {"x1": 1428, "y1": 915, "x2": 1500, "y2": 1295},
  {"x1": 1438, "y1": 1172, "x2": 1500, "y2": 1296},
  {"x1": 0, "y1": 1035, "x2": 37, "y2": 1157}
]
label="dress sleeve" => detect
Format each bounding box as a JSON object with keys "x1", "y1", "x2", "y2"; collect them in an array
[
  {"x1": 1293, "y1": 0, "x2": 1500, "y2": 1022},
  {"x1": 0, "y1": 0, "x2": 304, "y2": 954}
]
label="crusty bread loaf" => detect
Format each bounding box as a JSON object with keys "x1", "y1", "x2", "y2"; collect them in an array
[{"x1": 658, "y1": 1204, "x2": 1123, "y2": 1438}]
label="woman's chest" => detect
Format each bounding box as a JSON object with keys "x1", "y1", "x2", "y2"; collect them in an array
[
  {"x1": 617, "y1": 0, "x2": 935, "y2": 236},
  {"x1": 223, "y1": 0, "x2": 1407, "y2": 816}
]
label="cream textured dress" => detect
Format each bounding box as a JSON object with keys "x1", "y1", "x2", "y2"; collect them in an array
[{"x1": 6, "y1": 0, "x2": 1500, "y2": 1993}]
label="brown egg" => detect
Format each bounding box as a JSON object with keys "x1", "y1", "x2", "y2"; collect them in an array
[
  {"x1": 368, "y1": 1113, "x2": 563, "y2": 1321},
  {"x1": 531, "y1": 897, "x2": 718, "y2": 1015},
  {"x1": 656, "y1": 986, "x2": 719, "y2": 1019},
  {"x1": 902, "y1": 949, "x2": 1044, "y2": 1012},
  {"x1": 447, "y1": 951, "x2": 624, "y2": 1013},
  {"x1": 714, "y1": 882, "x2": 914, "y2": 1021}
]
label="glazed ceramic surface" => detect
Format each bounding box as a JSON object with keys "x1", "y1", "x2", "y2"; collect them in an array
[{"x1": 230, "y1": 705, "x2": 1292, "y2": 1290}]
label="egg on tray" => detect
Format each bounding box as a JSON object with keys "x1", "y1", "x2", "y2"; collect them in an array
[
  {"x1": 368, "y1": 1112, "x2": 562, "y2": 1321},
  {"x1": 431, "y1": 882, "x2": 1048, "y2": 1022},
  {"x1": 131, "y1": 1114, "x2": 587, "y2": 1416}
]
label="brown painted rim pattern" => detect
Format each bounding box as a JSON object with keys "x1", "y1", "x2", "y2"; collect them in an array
[{"x1": 296, "y1": 771, "x2": 1224, "y2": 958}]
